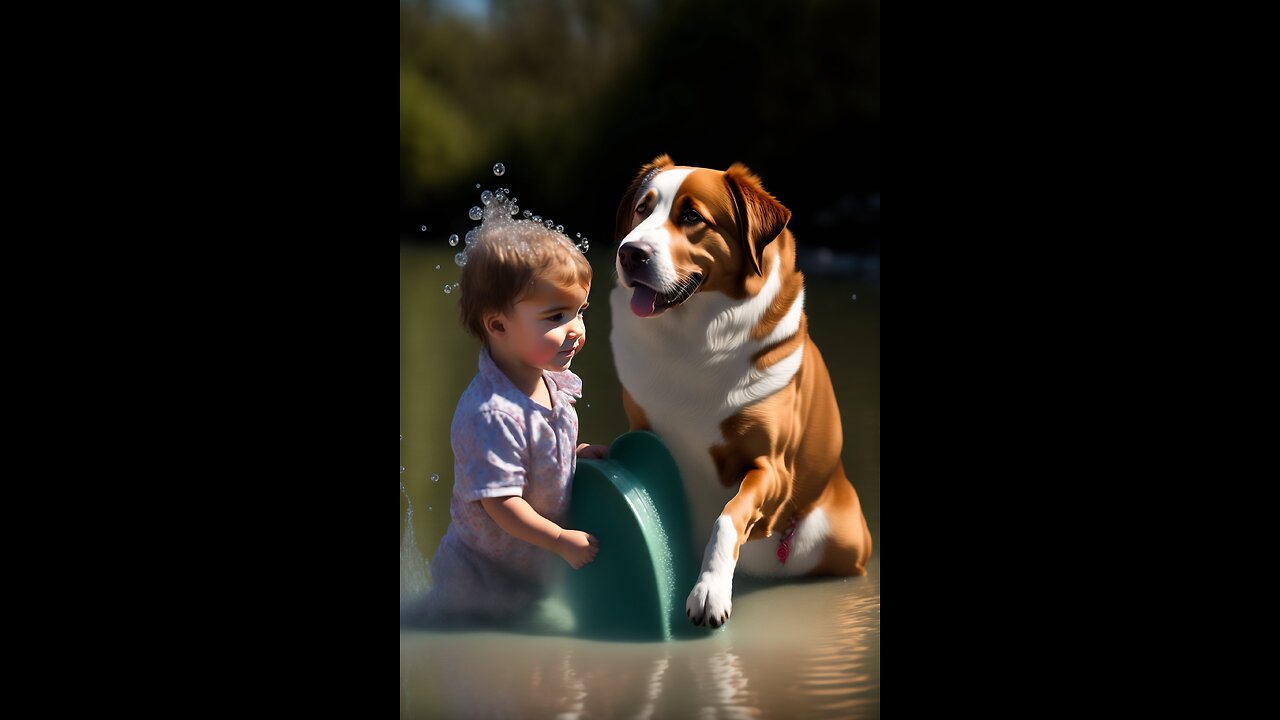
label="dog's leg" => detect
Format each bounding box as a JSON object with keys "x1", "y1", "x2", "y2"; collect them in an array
[{"x1": 686, "y1": 458, "x2": 774, "y2": 628}]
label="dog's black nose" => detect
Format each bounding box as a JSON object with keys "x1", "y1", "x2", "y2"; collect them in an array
[{"x1": 618, "y1": 244, "x2": 651, "y2": 273}]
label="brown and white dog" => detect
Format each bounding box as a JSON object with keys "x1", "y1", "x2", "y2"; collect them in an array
[{"x1": 610, "y1": 155, "x2": 872, "y2": 628}]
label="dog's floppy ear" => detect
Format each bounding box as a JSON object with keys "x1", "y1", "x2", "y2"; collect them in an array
[
  {"x1": 614, "y1": 154, "x2": 675, "y2": 241},
  {"x1": 724, "y1": 163, "x2": 790, "y2": 277}
]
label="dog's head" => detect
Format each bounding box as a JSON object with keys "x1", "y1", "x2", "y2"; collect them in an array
[{"x1": 614, "y1": 154, "x2": 792, "y2": 318}]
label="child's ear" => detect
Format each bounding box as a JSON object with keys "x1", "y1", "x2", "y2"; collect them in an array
[{"x1": 484, "y1": 313, "x2": 507, "y2": 338}]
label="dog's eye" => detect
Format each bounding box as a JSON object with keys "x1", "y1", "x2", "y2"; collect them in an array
[
  {"x1": 636, "y1": 202, "x2": 648, "y2": 216},
  {"x1": 681, "y1": 209, "x2": 704, "y2": 225}
]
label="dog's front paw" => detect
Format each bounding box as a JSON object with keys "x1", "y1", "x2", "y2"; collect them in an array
[{"x1": 686, "y1": 572, "x2": 733, "y2": 628}]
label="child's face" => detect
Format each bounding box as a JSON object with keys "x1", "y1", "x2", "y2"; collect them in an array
[{"x1": 494, "y1": 278, "x2": 590, "y2": 372}]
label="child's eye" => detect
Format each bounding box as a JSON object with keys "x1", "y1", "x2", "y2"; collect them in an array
[{"x1": 547, "y1": 313, "x2": 563, "y2": 322}]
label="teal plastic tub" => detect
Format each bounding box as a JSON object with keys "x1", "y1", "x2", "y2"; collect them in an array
[{"x1": 563, "y1": 431, "x2": 714, "y2": 641}]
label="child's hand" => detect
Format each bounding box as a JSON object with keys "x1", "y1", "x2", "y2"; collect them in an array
[
  {"x1": 555, "y1": 529, "x2": 600, "y2": 569},
  {"x1": 577, "y1": 443, "x2": 609, "y2": 459}
]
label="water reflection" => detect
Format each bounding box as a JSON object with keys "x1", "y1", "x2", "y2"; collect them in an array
[
  {"x1": 793, "y1": 578, "x2": 881, "y2": 718},
  {"x1": 400, "y1": 560, "x2": 880, "y2": 719},
  {"x1": 693, "y1": 649, "x2": 759, "y2": 719}
]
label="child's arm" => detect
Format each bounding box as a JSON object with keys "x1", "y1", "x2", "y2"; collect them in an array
[
  {"x1": 577, "y1": 442, "x2": 609, "y2": 459},
  {"x1": 480, "y1": 496, "x2": 600, "y2": 569}
]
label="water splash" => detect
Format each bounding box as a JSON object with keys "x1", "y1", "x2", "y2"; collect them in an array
[
  {"x1": 447, "y1": 163, "x2": 586, "y2": 282},
  {"x1": 401, "y1": 479, "x2": 432, "y2": 610}
]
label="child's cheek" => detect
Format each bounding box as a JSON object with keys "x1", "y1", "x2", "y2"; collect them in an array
[{"x1": 537, "y1": 331, "x2": 562, "y2": 362}]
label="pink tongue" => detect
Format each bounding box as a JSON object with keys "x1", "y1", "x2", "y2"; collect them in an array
[{"x1": 630, "y1": 285, "x2": 659, "y2": 317}]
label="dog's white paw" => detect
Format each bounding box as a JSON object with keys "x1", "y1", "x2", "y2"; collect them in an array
[{"x1": 686, "y1": 572, "x2": 733, "y2": 628}]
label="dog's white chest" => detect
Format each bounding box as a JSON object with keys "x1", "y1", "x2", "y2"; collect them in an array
[{"x1": 609, "y1": 272, "x2": 805, "y2": 542}]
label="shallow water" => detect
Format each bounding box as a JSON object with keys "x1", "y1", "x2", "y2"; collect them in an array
[
  {"x1": 401, "y1": 559, "x2": 879, "y2": 720},
  {"x1": 401, "y1": 238, "x2": 880, "y2": 718}
]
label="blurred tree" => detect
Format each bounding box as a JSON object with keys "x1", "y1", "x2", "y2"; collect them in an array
[{"x1": 401, "y1": 0, "x2": 878, "y2": 250}]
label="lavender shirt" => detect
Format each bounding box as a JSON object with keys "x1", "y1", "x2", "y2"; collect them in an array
[{"x1": 422, "y1": 346, "x2": 582, "y2": 621}]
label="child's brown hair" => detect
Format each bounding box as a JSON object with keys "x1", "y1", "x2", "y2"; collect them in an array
[{"x1": 458, "y1": 222, "x2": 593, "y2": 344}]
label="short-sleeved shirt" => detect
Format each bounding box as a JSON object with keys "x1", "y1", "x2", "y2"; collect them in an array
[{"x1": 438, "y1": 346, "x2": 582, "y2": 590}]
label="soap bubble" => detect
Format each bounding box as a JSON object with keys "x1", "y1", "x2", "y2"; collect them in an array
[
  {"x1": 420, "y1": 225, "x2": 427, "y2": 232},
  {"x1": 480, "y1": 190, "x2": 494, "y2": 205},
  {"x1": 468, "y1": 206, "x2": 483, "y2": 221},
  {"x1": 443, "y1": 284, "x2": 452, "y2": 294},
  {"x1": 431, "y1": 473, "x2": 439, "y2": 482},
  {"x1": 448, "y1": 234, "x2": 459, "y2": 247},
  {"x1": 556, "y1": 225, "x2": 564, "y2": 233},
  {"x1": 493, "y1": 163, "x2": 506, "y2": 176},
  {"x1": 455, "y1": 252, "x2": 468, "y2": 267}
]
